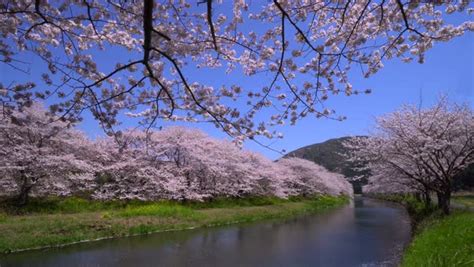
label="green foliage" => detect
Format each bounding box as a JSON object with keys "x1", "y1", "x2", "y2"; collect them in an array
[
  {"x1": 100, "y1": 211, "x2": 113, "y2": 219},
  {"x1": 116, "y1": 203, "x2": 200, "y2": 219},
  {"x1": 402, "y1": 212, "x2": 474, "y2": 267},
  {"x1": 284, "y1": 136, "x2": 369, "y2": 193}
]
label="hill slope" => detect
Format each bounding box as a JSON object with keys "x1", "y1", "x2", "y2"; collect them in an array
[{"x1": 283, "y1": 137, "x2": 368, "y2": 193}]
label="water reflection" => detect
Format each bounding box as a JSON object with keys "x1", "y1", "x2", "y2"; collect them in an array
[{"x1": 0, "y1": 197, "x2": 411, "y2": 267}]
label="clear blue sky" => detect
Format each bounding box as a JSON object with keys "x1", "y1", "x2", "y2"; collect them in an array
[
  {"x1": 1, "y1": 14, "x2": 473, "y2": 160},
  {"x1": 259, "y1": 33, "x2": 474, "y2": 158},
  {"x1": 237, "y1": 33, "x2": 473, "y2": 159}
]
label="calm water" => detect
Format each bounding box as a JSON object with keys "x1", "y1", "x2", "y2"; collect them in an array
[{"x1": 0, "y1": 197, "x2": 411, "y2": 267}]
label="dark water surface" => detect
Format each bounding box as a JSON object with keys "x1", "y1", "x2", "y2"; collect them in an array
[{"x1": 0, "y1": 197, "x2": 411, "y2": 267}]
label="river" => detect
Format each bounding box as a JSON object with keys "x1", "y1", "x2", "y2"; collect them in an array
[{"x1": 0, "y1": 197, "x2": 411, "y2": 267}]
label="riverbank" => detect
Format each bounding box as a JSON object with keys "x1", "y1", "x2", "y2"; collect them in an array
[
  {"x1": 367, "y1": 193, "x2": 474, "y2": 267},
  {"x1": 452, "y1": 193, "x2": 474, "y2": 210},
  {"x1": 0, "y1": 195, "x2": 348, "y2": 254},
  {"x1": 0, "y1": 196, "x2": 411, "y2": 266},
  {"x1": 401, "y1": 211, "x2": 474, "y2": 267},
  {"x1": 401, "y1": 193, "x2": 474, "y2": 267}
]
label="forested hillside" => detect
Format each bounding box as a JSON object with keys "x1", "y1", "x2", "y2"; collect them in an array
[{"x1": 284, "y1": 137, "x2": 369, "y2": 194}]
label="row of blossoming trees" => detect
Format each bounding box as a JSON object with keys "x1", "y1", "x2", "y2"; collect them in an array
[
  {"x1": 0, "y1": 103, "x2": 352, "y2": 205},
  {"x1": 344, "y1": 98, "x2": 473, "y2": 214}
]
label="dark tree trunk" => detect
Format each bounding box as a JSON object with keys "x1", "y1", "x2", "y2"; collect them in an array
[
  {"x1": 186, "y1": 172, "x2": 191, "y2": 187},
  {"x1": 423, "y1": 190, "x2": 432, "y2": 208},
  {"x1": 16, "y1": 181, "x2": 33, "y2": 206},
  {"x1": 414, "y1": 192, "x2": 421, "y2": 201},
  {"x1": 437, "y1": 190, "x2": 451, "y2": 215}
]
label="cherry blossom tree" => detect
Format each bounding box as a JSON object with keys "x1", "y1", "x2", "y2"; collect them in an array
[
  {"x1": 89, "y1": 131, "x2": 193, "y2": 201},
  {"x1": 345, "y1": 137, "x2": 434, "y2": 206},
  {"x1": 277, "y1": 157, "x2": 353, "y2": 197},
  {"x1": 91, "y1": 127, "x2": 261, "y2": 201},
  {"x1": 0, "y1": 103, "x2": 97, "y2": 205},
  {"x1": 104, "y1": 127, "x2": 289, "y2": 200},
  {"x1": 138, "y1": 127, "x2": 258, "y2": 199},
  {"x1": 345, "y1": 98, "x2": 474, "y2": 214},
  {"x1": 361, "y1": 163, "x2": 421, "y2": 197},
  {"x1": 1, "y1": 1, "x2": 472, "y2": 145},
  {"x1": 91, "y1": 126, "x2": 353, "y2": 201}
]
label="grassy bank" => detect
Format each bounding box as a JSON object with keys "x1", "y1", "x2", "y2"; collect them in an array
[
  {"x1": 402, "y1": 211, "x2": 474, "y2": 267},
  {"x1": 0, "y1": 195, "x2": 348, "y2": 253},
  {"x1": 368, "y1": 193, "x2": 474, "y2": 267}
]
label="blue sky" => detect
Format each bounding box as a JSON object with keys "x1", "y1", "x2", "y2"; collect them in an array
[
  {"x1": 247, "y1": 32, "x2": 473, "y2": 159},
  {"x1": 113, "y1": 33, "x2": 474, "y2": 159},
  {"x1": 1, "y1": 9, "x2": 473, "y2": 160}
]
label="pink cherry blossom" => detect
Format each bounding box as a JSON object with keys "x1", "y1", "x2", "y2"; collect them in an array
[
  {"x1": 345, "y1": 97, "x2": 474, "y2": 214},
  {"x1": 1, "y1": 1, "x2": 471, "y2": 144}
]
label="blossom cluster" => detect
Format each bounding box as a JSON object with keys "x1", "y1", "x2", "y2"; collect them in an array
[
  {"x1": 1, "y1": 1, "x2": 471, "y2": 146},
  {"x1": 343, "y1": 97, "x2": 473, "y2": 213},
  {"x1": 0, "y1": 103, "x2": 352, "y2": 202}
]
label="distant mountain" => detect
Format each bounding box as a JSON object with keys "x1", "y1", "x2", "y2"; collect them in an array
[
  {"x1": 284, "y1": 137, "x2": 474, "y2": 193},
  {"x1": 283, "y1": 136, "x2": 368, "y2": 194}
]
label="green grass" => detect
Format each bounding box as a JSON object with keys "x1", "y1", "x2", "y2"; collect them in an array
[
  {"x1": 184, "y1": 195, "x2": 287, "y2": 209},
  {"x1": 0, "y1": 195, "x2": 328, "y2": 215},
  {"x1": 116, "y1": 203, "x2": 200, "y2": 219},
  {"x1": 0, "y1": 195, "x2": 348, "y2": 253},
  {"x1": 0, "y1": 197, "x2": 152, "y2": 214},
  {"x1": 402, "y1": 211, "x2": 474, "y2": 267},
  {"x1": 373, "y1": 193, "x2": 474, "y2": 267}
]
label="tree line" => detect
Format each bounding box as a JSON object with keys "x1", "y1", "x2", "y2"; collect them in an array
[{"x1": 0, "y1": 102, "x2": 352, "y2": 206}]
